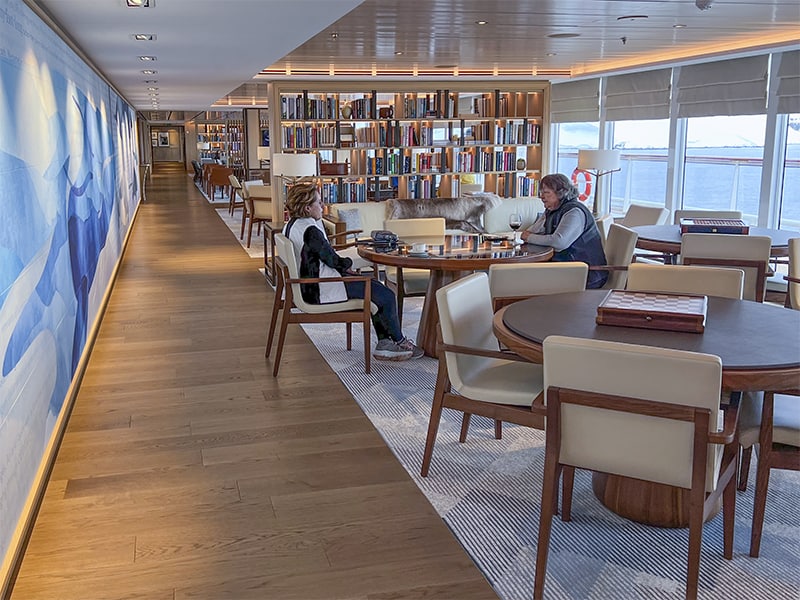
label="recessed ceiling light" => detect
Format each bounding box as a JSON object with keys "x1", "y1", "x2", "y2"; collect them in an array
[
  {"x1": 138, "y1": 55, "x2": 157, "y2": 61},
  {"x1": 546, "y1": 52, "x2": 557, "y2": 57},
  {"x1": 673, "y1": 23, "x2": 687, "y2": 28},
  {"x1": 616, "y1": 15, "x2": 648, "y2": 21},
  {"x1": 475, "y1": 20, "x2": 488, "y2": 25},
  {"x1": 132, "y1": 33, "x2": 155, "y2": 41},
  {"x1": 548, "y1": 33, "x2": 580, "y2": 39},
  {"x1": 126, "y1": 0, "x2": 152, "y2": 7},
  {"x1": 330, "y1": 32, "x2": 339, "y2": 39},
  {"x1": 394, "y1": 51, "x2": 403, "y2": 55},
  {"x1": 143, "y1": 79, "x2": 158, "y2": 84},
  {"x1": 141, "y1": 69, "x2": 157, "y2": 75},
  {"x1": 147, "y1": 87, "x2": 158, "y2": 91}
]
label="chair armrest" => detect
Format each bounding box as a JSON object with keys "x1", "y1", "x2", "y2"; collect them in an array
[
  {"x1": 784, "y1": 275, "x2": 800, "y2": 284},
  {"x1": 329, "y1": 229, "x2": 364, "y2": 241},
  {"x1": 437, "y1": 342, "x2": 532, "y2": 362},
  {"x1": 709, "y1": 392, "x2": 740, "y2": 445},
  {"x1": 286, "y1": 274, "x2": 372, "y2": 285}
]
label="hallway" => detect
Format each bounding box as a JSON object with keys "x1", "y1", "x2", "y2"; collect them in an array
[{"x1": 10, "y1": 164, "x2": 495, "y2": 599}]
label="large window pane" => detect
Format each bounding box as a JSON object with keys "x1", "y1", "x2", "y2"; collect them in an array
[
  {"x1": 683, "y1": 115, "x2": 766, "y2": 224},
  {"x1": 778, "y1": 115, "x2": 800, "y2": 231},
  {"x1": 555, "y1": 122, "x2": 599, "y2": 210},
  {"x1": 609, "y1": 119, "x2": 669, "y2": 217}
]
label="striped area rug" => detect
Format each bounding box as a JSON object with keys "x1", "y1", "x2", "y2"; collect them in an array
[{"x1": 300, "y1": 299, "x2": 800, "y2": 600}]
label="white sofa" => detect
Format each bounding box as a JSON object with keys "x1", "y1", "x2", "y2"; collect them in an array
[{"x1": 324, "y1": 196, "x2": 545, "y2": 238}]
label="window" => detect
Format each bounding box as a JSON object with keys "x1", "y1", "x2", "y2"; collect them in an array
[
  {"x1": 554, "y1": 122, "x2": 599, "y2": 211},
  {"x1": 779, "y1": 114, "x2": 800, "y2": 231},
  {"x1": 609, "y1": 119, "x2": 670, "y2": 216},
  {"x1": 682, "y1": 115, "x2": 766, "y2": 224}
]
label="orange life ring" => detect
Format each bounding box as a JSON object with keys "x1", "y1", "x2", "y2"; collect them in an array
[{"x1": 571, "y1": 168, "x2": 593, "y2": 202}]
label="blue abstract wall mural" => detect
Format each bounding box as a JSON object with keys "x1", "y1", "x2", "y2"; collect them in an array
[{"x1": 0, "y1": 0, "x2": 140, "y2": 564}]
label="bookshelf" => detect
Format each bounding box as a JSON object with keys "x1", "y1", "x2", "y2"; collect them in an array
[
  {"x1": 195, "y1": 110, "x2": 244, "y2": 165},
  {"x1": 268, "y1": 82, "x2": 549, "y2": 213}
]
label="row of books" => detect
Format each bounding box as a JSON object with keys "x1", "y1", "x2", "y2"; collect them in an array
[
  {"x1": 280, "y1": 124, "x2": 338, "y2": 149},
  {"x1": 494, "y1": 123, "x2": 541, "y2": 145},
  {"x1": 321, "y1": 180, "x2": 368, "y2": 203}
]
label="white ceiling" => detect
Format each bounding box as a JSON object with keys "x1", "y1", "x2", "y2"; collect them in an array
[{"x1": 28, "y1": 0, "x2": 800, "y2": 117}]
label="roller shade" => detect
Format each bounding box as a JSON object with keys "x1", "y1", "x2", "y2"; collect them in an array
[
  {"x1": 550, "y1": 79, "x2": 600, "y2": 123},
  {"x1": 776, "y1": 50, "x2": 800, "y2": 114},
  {"x1": 605, "y1": 69, "x2": 671, "y2": 121},
  {"x1": 676, "y1": 55, "x2": 768, "y2": 117}
]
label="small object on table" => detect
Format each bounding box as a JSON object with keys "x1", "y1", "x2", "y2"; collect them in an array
[
  {"x1": 679, "y1": 218, "x2": 750, "y2": 235},
  {"x1": 596, "y1": 289, "x2": 708, "y2": 333}
]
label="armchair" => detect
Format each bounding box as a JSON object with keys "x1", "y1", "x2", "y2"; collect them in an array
[
  {"x1": 536, "y1": 336, "x2": 739, "y2": 600},
  {"x1": 626, "y1": 263, "x2": 744, "y2": 300},
  {"x1": 488, "y1": 262, "x2": 588, "y2": 311},
  {"x1": 589, "y1": 223, "x2": 639, "y2": 289}
]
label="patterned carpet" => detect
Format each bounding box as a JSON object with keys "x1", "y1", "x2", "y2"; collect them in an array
[{"x1": 299, "y1": 300, "x2": 800, "y2": 600}]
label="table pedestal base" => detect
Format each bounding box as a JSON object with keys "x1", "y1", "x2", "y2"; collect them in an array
[
  {"x1": 417, "y1": 269, "x2": 471, "y2": 357},
  {"x1": 592, "y1": 472, "x2": 721, "y2": 528}
]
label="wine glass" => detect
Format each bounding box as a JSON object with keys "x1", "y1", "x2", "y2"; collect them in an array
[{"x1": 509, "y1": 213, "x2": 523, "y2": 244}]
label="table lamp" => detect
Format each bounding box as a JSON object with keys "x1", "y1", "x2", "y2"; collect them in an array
[
  {"x1": 577, "y1": 149, "x2": 621, "y2": 216},
  {"x1": 271, "y1": 152, "x2": 317, "y2": 184}
]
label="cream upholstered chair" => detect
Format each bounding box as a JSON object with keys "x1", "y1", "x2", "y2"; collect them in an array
[
  {"x1": 243, "y1": 184, "x2": 272, "y2": 248},
  {"x1": 737, "y1": 390, "x2": 800, "y2": 557},
  {"x1": 227, "y1": 174, "x2": 244, "y2": 216},
  {"x1": 536, "y1": 336, "x2": 739, "y2": 600},
  {"x1": 488, "y1": 262, "x2": 587, "y2": 311},
  {"x1": 420, "y1": 272, "x2": 544, "y2": 477},
  {"x1": 383, "y1": 217, "x2": 446, "y2": 327},
  {"x1": 619, "y1": 203, "x2": 669, "y2": 227},
  {"x1": 680, "y1": 233, "x2": 772, "y2": 302},
  {"x1": 673, "y1": 209, "x2": 743, "y2": 225},
  {"x1": 595, "y1": 213, "x2": 615, "y2": 251},
  {"x1": 785, "y1": 237, "x2": 800, "y2": 309},
  {"x1": 266, "y1": 234, "x2": 376, "y2": 376},
  {"x1": 589, "y1": 223, "x2": 639, "y2": 289},
  {"x1": 626, "y1": 263, "x2": 744, "y2": 300}
]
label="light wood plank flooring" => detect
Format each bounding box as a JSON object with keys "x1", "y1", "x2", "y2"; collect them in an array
[{"x1": 10, "y1": 164, "x2": 497, "y2": 600}]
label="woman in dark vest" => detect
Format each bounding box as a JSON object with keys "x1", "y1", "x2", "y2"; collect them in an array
[{"x1": 520, "y1": 173, "x2": 608, "y2": 288}]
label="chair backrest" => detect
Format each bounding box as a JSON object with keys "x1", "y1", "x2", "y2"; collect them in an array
[
  {"x1": 620, "y1": 204, "x2": 670, "y2": 227},
  {"x1": 275, "y1": 233, "x2": 314, "y2": 313},
  {"x1": 488, "y1": 262, "x2": 587, "y2": 309},
  {"x1": 251, "y1": 195, "x2": 272, "y2": 219},
  {"x1": 595, "y1": 213, "x2": 614, "y2": 250},
  {"x1": 228, "y1": 174, "x2": 242, "y2": 190},
  {"x1": 543, "y1": 335, "x2": 723, "y2": 491},
  {"x1": 436, "y1": 273, "x2": 499, "y2": 394},
  {"x1": 209, "y1": 166, "x2": 234, "y2": 185},
  {"x1": 673, "y1": 209, "x2": 743, "y2": 225},
  {"x1": 788, "y1": 238, "x2": 799, "y2": 310},
  {"x1": 602, "y1": 223, "x2": 639, "y2": 289},
  {"x1": 680, "y1": 233, "x2": 771, "y2": 302},
  {"x1": 385, "y1": 217, "x2": 446, "y2": 245},
  {"x1": 627, "y1": 263, "x2": 744, "y2": 300}
]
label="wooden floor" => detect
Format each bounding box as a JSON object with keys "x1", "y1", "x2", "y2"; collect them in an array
[{"x1": 10, "y1": 164, "x2": 496, "y2": 600}]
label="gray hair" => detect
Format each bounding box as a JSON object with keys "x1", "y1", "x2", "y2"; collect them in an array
[{"x1": 541, "y1": 173, "x2": 579, "y2": 203}]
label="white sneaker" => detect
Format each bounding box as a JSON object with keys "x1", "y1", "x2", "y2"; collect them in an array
[{"x1": 373, "y1": 339, "x2": 413, "y2": 361}]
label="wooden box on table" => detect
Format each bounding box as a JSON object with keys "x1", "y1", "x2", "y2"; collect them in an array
[
  {"x1": 596, "y1": 290, "x2": 708, "y2": 333},
  {"x1": 679, "y1": 218, "x2": 750, "y2": 235}
]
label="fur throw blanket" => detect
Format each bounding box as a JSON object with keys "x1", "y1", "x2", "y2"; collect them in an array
[{"x1": 386, "y1": 192, "x2": 502, "y2": 233}]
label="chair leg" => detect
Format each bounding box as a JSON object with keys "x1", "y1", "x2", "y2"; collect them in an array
[
  {"x1": 363, "y1": 311, "x2": 371, "y2": 376},
  {"x1": 421, "y1": 358, "x2": 449, "y2": 477},
  {"x1": 738, "y1": 446, "x2": 753, "y2": 491},
  {"x1": 345, "y1": 322, "x2": 352, "y2": 350},
  {"x1": 494, "y1": 419, "x2": 503, "y2": 440},
  {"x1": 265, "y1": 278, "x2": 284, "y2": 358},
  {"x1": 750, "y1": 392, "x2": 775, "y2": 558},
  {"x1": 534, "y1": 451, "x2": 560, "y2": 600},
  {"x1": 561, "y1": 465, "x2": 575, "y2": 522},
  {"x1": 272, "y1": 307, "x2": 291, "y2": 377},
  {"x1": 686, "y1": 476, "x2": 706, "y2": 600},
  {"x1": 247, "y1": 220, "x2": 254, "y2": 248},
  {"x1": 459, "y1": 413, "x2": 471, "y2": 443},
  {"x1": 722, "y1": 447, "x2": 737, "y2": 560},
  {"x1": 240, "y1": 212, "x2": 247, "y2": 240},
  {"x1": 396, "y1": 289, "x2": 405, "y2": 329}
]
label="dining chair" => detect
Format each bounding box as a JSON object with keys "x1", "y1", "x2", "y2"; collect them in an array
[
  {"x1": 383, "y1": 217, "x2": 446, "y2": 327},
  {"x1": 207, "y1": 165, "x2": 234, "y2": 200},
  {"x1": 680, "y1": 233, "x2": 772, "y2": 302},
  {"x1": 619, "y1": 203, "x2": 670, "y2": 227},
  {"x1": 784, "y1": 237, "x2": 799, "y2": 309},
  {"x1": 420, "y1": 272, "x2": 545, "y2": 477},
  {"x1": 488, "y1": 262, "x2": 587, "y2": 311},
  {"x1": 266, "y1": 234, "x2": 375, "y2": 376},
  {"x1": 737, "y1": 390, "x2": 800, "y2": 558},
  {"x1": 673, "y1": 209, "x2": 743, "y2": 225},
  {"x1": 227, "y1": 174, "x2": 244, "y2": 216},
  {"x1": 536, "y1": 336, "x2": 739, "y2": 600},
  {"x1": 626, "y1": 263, "x2": 744, "y2": 300},
  {"x1": 595, "y1": 213, "x2": 615, "y2": 251},
  {"x1": 244, "y1": 184, "x2": 272, "y2": 248},
  {"x1": 590, "y1": 223, "x2": 639, "y2": 290}
]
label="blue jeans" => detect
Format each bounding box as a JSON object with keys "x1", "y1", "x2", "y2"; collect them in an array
[{"x1": 345, "y1": 279, "x2": 404, "y2": 342}]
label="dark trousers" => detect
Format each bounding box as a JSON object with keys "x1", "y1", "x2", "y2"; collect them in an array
[{"x1": 345, "y1": 279, "x2": 404, "y2": 342}]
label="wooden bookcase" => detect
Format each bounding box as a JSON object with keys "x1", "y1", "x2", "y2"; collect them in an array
[
  {"x1": 267, "y1": 81, "x2": 549, "y2": 213},
  {"x1": 196, "y1": 110, "x2": 244, "y2": 165}
]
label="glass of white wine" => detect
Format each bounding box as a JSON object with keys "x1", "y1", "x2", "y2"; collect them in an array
[{"x1": 509, "y1": 213, "x2": 523, "y2": 244}]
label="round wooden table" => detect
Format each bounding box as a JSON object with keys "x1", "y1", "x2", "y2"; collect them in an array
[
  {"x1": 359, "y1": 236, "x2": 553, "y2": 357},
  {"x1": 633, "y1": 224, "x2": 795, "y2": 262},
  {"x1": 493, "y1": 290, "x2": 800, "y2": 527}
]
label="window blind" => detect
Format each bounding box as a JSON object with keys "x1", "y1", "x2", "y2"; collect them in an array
[
  {"x1": 776, "y1": 50, "x2": 800, "y2": 115},
  {"x1": 605, "y1": 69, "x2": 671, "y2": 121},
  {"x1": 550, "y1": 79, "x2": 600, "y2": 123},
  {"x1": 676, "y1": 55, "x2": 768, "y2": 117}
]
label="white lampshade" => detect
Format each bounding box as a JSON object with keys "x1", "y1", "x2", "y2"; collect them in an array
[
  {"x1": 578, "y1": 149, "x2": 621, "y2": 172},
  {"x1": 272, "y1": 152, "x2": 317, "y2": 178},
  {"x1": 257, "y1": 146, "x2": 271, "y2": 161}
]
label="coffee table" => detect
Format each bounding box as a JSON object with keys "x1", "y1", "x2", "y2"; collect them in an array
[
  {"x1": 359, "y1": 236, "x2": 553, "y2": 356},
  {"x1": 493, "y1": 290, "x2": 800, "y2": 527}
]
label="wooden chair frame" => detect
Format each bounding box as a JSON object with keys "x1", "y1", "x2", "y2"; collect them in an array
[
  {"x1": 266, "y1": 254, "x2": 373, "y2": 376},
  {"x1": 534, "y1": 386, "x2": 740, "y2": 600}
]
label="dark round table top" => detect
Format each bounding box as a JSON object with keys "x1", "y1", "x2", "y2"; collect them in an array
[
  {"x1": 632, "y1": 224, "x2": 795, "y2": 256},
  {"x1": 495, "y1": 290, "x2": 800, "y2": 391},
  {"x1": 358, "y1": 236, "x2": 553, "y2": 270}
]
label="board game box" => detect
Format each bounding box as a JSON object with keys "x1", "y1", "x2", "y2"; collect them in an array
[
  {"x1": 596, "y1": 290, "x2": 708, "y2": 333},
  {"x1": 679, "y1": 218, "x2": 750, "y2": 235}
]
